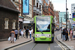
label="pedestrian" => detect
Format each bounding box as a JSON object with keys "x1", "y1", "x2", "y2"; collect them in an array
[
  {"x1": 21, "y1": 29, "x2": 24, "y2": 38},
  {"x1": 10, "y1": 30, "x2": 15, "y2": 43},
  {"x1": 73, "y1": 29, "x2": 75, "y2": 39},
  {"x1": 70, "y1": 29, "x2": 73, "y2": 41},
  {"x1": 29, "y1": 29, "x2": 32, "y2": 38},
  {"x1": 26, "y1": 27, "x2": 29, "y2": 38},
  {"x1": 62, "y1": 29, "x2": 66, "y2": 41},
  {"x1": 19, "y1": 29, "x2": 21, "y2": 36},
  {"x1": 14, "y1": 29, "x2": 18, "y2": 40},
  {"x1": 23, "y1": 28, "x2": 26, "y2": 38},
  {"x1": 31, "y1": 28, "x2": 33, "y2": 36},
  {"x1": 65, "y1": 30, "x2": 69, "y2": 41}
]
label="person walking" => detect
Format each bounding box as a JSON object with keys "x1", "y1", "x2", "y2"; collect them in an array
[
  {"x1": 65, "y1": 30, "x2": 69, "y2": 41},
  {"x1": 73, "y1": 29, "x2": 75, "y2": 39},
  {"x1": 70, "y1": 29, "x2": 73, "y2": 41},
  {"x1": 29, "y1": 29, "x2": 32, "y2": 39},
  {"x1": 62, "y1": 29, "x2": 66, "y2": 41},
  {"x1": 26, "y1": 27, "x2": 29, "y2": 38},
  {"x1": 10, "y1": 30, "x2": 15, "y2": 43},
  {"x1": 14, "y1": 29, "x2": 18, "y2": 40},
  {"x1": 21, "y1": 29, "x2": 24, "y2": 38},
  {"x1": 23, "y1": 28, "x2": 26, "y2": 38}
]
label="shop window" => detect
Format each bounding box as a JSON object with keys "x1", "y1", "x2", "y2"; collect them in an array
[
  {"x1": 5, "y1": 18, "x2": 9, "y2": 29},
  {"x1": 12, "y1": 20, "x2": 16, "y2": 29}
]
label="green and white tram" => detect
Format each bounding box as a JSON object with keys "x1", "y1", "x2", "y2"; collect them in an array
[{"x1": 33, "y1": 15, "x2": 54, "y2": 43}]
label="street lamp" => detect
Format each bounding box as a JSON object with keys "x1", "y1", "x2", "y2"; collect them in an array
[{"x1": 66, "y1": 0, "x2": 68, "y2": 30}]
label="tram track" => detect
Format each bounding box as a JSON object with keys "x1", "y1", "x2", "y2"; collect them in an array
[
  {"x1": 55, "y1": 36, "x2": 70, "y2": 50},
  {"x1": 31, "y1": 42, "x2": 51, "y2": 50},
  {"x1": 31, "y1": 43, "x2": 37, "y2": 50},
  {"x1": 6, "y1": 37, "x2": 68, "y2": 50}
]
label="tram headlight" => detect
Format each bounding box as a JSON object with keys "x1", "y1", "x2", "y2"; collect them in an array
[
  {"x1": 47, "y1": 35, "x2": 50, "y2": 37},
  {"x1": 36, "y1": 35, "x2": 39, "y2": 37}
]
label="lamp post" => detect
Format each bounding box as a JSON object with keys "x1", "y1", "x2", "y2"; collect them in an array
[{"x1": 66, "y1": 0, "x2": 67, "y2": 29}]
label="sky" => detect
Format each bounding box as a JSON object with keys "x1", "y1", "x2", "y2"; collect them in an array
[{"x1": 51, "y1": 0, "x2": 75, "y2": 14}]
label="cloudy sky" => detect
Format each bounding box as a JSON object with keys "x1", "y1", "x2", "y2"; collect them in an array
[{"x1": 51, "y1": 0, "x2": 75, "y2": 14}]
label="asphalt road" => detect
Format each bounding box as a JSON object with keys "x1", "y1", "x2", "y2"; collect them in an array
[
  {"x1": 9, "y1": 30, "x2": 63, "y2": 50},
  {"x1": 13, "y1": 41, "x2": 62, "y2": 50}
]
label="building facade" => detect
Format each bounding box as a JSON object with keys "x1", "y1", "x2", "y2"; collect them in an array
[
  {"x1": 71, "y1": 3, "x2": 75, "y2": 15},
  {"x1": 59, "y1": 12, "x2": 69, "y2": 28},
  {"x1": 54, "y1": 11, "x2": 60, "y2": 28},
  {"x1": 42, "y1": 0, "x2": 54, "y2": 17},
  {"x1": 32, "y1": 0, "x2": 42, "y2": 17},
  {"x1": 0, "y1": 0, "x2": 19, "y2": 39},
  {"x1": 12, "y1": 0, "x2": 23, "y2": 29}
]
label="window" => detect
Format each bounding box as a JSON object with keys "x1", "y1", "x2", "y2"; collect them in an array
[
  {"x1": 5, "y1": 18, "x2": 9, "y2": 29},
  {"x1": 45, "y1": 0, "x2": 48, "y2": 4},
  {"x1": 33, "y1": 0, "x2": 35, "y2": 5},
  {"x1": 74, "y1": 7, "x2": 75, "y2": 9},
  {"x1": 37, "y1": 3, "x2": 38, "y2": 8},
  {"x1": 36, "y1": 16, "x2": 50, "y2": 32},
  {"x1": 12, "y1": 20, "x2": 16, "y2": 29},
  {"x1": 15, "y1": 0, "x2": 18, "y2": 2}
]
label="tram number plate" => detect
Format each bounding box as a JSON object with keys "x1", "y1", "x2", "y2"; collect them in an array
[{"x1": 42, "y1": 34, "x2": 45, "y2": 36}]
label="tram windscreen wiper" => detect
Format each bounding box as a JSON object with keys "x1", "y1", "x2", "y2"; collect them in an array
[{"x1": 41, "y1": 31, "x2": 43, "y2": 34}]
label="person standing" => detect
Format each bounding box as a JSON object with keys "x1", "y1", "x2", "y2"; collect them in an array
[
  {"x1": 73, "y1": 29, "x2": 75, "y2": 39},
  {"x1": 65, "y1": 30, "x2": 69, "y2": 41},
  {"x1": 26, "y1": 27, "x2": 29, "y2": 38},
  {"x1": 15, "y1": 29, "x2": 18, "y2": 40},
  {"x1": 29, "y1": 29, "x2": 32, "y2": 39},
  {"x1": 10, "y1": 30, "x2": 15, "y2": 43},
  {"x1": 23, "y1": 28, "x2": 26, "y2": 38},
  {"x1": 21, "y1": 29, "x2": 24, "y2": 38},
  {"x1": 62, "y1": 29, "x2": 66, "y2": 41},
  {"x1": 70, "y1": 29, "x2": 73, "y2": 41}
]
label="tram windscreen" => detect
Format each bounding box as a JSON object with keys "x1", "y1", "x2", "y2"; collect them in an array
[{"x1": 36, "y1": 16, "x2": 50, "y2": 32}]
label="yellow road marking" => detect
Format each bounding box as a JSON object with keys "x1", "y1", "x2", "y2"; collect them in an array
[
  {"x1": 55, "y1": 36, "x2": 65, "y2": 50},
  {"x1": 47, "y1": 44, "x2": 50, "y2": 50}
]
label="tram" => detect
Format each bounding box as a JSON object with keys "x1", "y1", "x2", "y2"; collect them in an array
[{"x1": 33, "y1": 15, "x2": 55, "y2": 43}]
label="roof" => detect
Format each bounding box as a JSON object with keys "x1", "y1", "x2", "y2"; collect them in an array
[{"x1": 0, "y1": 0, "x2": 19, "y2": 13}]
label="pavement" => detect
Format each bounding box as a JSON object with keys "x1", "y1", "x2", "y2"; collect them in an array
[
  {"x1": 0, "y1": 36, "x2": 32, "y2": 50},
  {"x1": 57, "y1": 32, "x2": 75, "y2": 50}
]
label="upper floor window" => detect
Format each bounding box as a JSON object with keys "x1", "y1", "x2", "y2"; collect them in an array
[
  {"x1": 13, "y1": 0, "x2": 19, "y2": 2},
  {"x1": 74, "y1": 7, "x2": 75, "y2": 9},
  {"x1": 33, "y1": 0, "x2": 35, "y2": 5},
  {"x1": 5, "y1": 18, "x2": 9, "y2": 29},
  {"x1": 45, "y1": 0, "x2": 48, "y2": 4},
  {"x1": 37, "y1": 3, "x2": 38, "y2": 8}
]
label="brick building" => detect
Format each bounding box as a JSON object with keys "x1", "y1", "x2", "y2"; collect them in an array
[
  {"x1": 0, "y1": 0, "x2": 19, "y2": 39},
  {"x1": 54, "y1": 11, "x2": 60, "y2": 24},
  {"x1": 12, "y1": 0, "x2": 23, "y2": 29},
  {"x1": 42, "y1": 0, "x2": 54, "y2": 17},
  {"x1": 32, "y1": 0, "x2": 42, "y2": 17},
  {"x1": 54, "y1": 11, "x2": 60, "y2": 28}
]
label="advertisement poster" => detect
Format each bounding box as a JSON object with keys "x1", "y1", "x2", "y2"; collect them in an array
[
  {"x1": 23, "y1": 0, "x2": 29, "y2": 15},
  {"x1": 72, "y1": 13, "x2": 75, "y2": 21}
]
